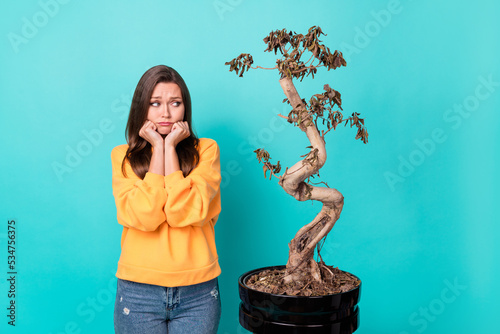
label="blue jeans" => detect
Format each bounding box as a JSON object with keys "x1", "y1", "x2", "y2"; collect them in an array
[{"x1": 114, "y1": 277, "x2": 221, "y2": 334}]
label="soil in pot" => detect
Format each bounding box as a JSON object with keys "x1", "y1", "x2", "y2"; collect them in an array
[{"x1": 246, "y1": 264, "x2": 360, "y2": 296}]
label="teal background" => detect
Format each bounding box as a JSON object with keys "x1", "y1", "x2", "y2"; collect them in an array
[{"x1": 1, "y1": 0, "x2": 499, "y2": 333}]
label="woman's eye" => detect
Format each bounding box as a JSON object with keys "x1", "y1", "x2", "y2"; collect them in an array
[
  {"x1": 150, "y1": 102, "x2": 160, "y2": 107},
  {"x1": 172, "y1": 101, "x2": 182, "y2": 107}
]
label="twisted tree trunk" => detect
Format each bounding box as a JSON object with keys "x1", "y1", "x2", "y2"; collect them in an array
[{"x1": 279, "y1": 77, "x2": 345, "y2": 284}]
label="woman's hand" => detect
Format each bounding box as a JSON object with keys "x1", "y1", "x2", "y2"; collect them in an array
[
  {"x1": 139, "y1": 120, "x2": 164, "y2": 148},
  {"x1": 164, "y1": 121, "x2": 190, "y2": 148}
]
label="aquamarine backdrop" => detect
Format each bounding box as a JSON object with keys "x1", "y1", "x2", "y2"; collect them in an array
[{"x1": 1, "y1": 0, "x2": 499, "y2": 333}]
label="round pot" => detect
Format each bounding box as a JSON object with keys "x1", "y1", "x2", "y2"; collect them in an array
[{"x1": 238, "y1": 265, "x2": 361, "y2": 334}]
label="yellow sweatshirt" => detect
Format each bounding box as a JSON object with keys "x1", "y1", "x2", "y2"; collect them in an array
[{"x1": 111, "y1": 138, "x2": 221, "y2": 287}]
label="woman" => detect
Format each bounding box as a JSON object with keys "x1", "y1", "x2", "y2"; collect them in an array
[{"x1": 111, "y1": 65, "x2": 222, "y2": 333}]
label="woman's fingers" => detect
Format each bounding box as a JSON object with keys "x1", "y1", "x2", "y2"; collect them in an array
[
  {"x1": 139, "y1": 120, "x2": 163, "y2": 146},
  {"x1": 177, "y1": 122, "x2": 190, "y2": 138},
  {"x1": 172, "y1": 122, "x2": 189, "y2": 135},
  {"x1": 176, "y1": 121, "x2": 189, "y2": 134},
  {"x1": 165, "y1": 121, "x2": 190, "y2": 147}
]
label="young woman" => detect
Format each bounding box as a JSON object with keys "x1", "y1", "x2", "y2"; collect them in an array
[{"x1": 111, "y1": 65, "x2": 222, "y2": 333}]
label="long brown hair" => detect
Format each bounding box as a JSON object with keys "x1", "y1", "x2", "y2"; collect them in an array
[{"x1": 122, "y1": 65, "x2": 199, "y2": 179}]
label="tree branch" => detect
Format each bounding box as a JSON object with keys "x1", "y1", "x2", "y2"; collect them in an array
[{"x1": 252, "y1": 65, "x2": 278, "y2": 70}]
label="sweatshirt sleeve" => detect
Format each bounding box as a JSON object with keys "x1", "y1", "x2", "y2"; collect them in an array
[
  {"x1": 111, "y1": 145, "x2": 167, "y2": 232},
  {"x1": 163, "y1": 139, "x2": 222, "y2": 228}
]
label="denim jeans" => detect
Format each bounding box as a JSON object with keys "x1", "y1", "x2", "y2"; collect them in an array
[{"x1": 114, "y1": 277, "x2": 221, "y2": 334}]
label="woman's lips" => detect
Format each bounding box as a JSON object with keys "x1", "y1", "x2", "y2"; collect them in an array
[{"x1": 158, "y1": 122, "x2": 172, "y2": 126}]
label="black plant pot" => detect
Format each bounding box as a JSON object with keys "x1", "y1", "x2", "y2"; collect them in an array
[{"x1": 238, "y1": 265, "x2": 361, "y2": 334}]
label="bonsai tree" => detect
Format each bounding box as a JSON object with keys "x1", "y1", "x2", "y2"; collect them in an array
[{"x1": 226, "y1": 26, "x2": 368, "y2": 293}]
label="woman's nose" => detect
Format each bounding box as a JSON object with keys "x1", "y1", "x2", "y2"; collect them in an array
[{"x1": 161, "y1": 105, "x2": 170, "y2": 117}]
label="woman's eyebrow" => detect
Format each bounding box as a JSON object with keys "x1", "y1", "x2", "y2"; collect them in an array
[{"x1": 150, "y1": 96, "x2": 182, "y2": 99}]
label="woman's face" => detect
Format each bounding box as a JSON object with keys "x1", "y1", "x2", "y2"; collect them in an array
[{"x1": 147, "y1": 82, "x2": 185, "y2": 136}]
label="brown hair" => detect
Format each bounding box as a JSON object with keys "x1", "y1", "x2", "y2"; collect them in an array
[{"x1": 122, "y1": 65, "x2": 199, "y2": 179}]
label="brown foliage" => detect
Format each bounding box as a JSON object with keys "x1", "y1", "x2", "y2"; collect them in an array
[{"x1": 225, "y1": 26, "x2": 368, "y2": 177}]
